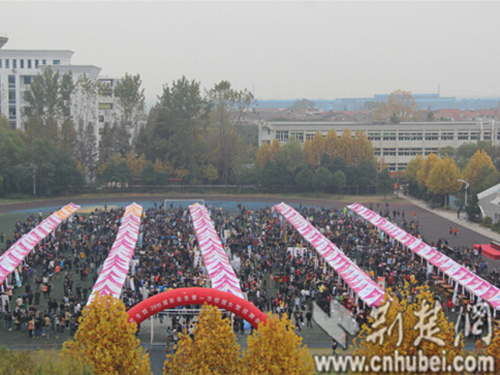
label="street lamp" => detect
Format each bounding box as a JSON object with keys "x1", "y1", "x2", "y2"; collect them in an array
[
  {"x1": 30, "y1": 163, "x2": 36, "y2": 198},
  {"x1": 458, "y1": 179, "x2": 469, "y2": 207}
]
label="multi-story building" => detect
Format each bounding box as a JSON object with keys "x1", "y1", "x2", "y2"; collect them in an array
[
  {"x1": 0, "y1": 38, "x2": 144, "y2": 143},
  {"x1": 96, "y1": 77, "x2": 121, "y2": 134},
  {"x1": 259, "y1": 120, "x2": 498, "y2": 171},
  {"x1": 0, "y1": 36, "x2": 7, "y2": 50},
  {"x1": 95, "y1": 76, "x2": 148, "y2": 136},
  {"x1": 0, "y1": 48, "x2": 101, "y2": 130}
]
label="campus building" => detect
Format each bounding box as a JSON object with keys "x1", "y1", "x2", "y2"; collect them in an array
[
  {"x1": 478, "y1": 183, "x2": 500, "y2": 222},
  {"x1": 0, "y1": 48, "x2": 101, "y2": 130},
  {"x1": 0, "y1": 39, "x2": 125, "y2": 137},
  {"x1": 95, "y1": 76, "x2": 122, "y2": 135},
  {"x1": 258, "y1": 120, "x2": 498, "y2": 171},
  {"x1": 0, "y1": 36, "x2": 7, "y2": 50}
]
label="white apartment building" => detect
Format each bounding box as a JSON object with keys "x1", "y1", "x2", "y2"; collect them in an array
[
  {"x1": 259, "y1": 120, "x2": 498, "y2": 171},
  {"x1": 0, "y1": 42, "x2": 128, "y2": 140},
  {"x1": 0, "y1": 49, "x2": 102, "y2": 130},
  {"x1": 0, "y1": 36, "x2": 7, "y2": 50},
  {"x1": 96, "y1": 77, "x2": 121, "y2": 135}
]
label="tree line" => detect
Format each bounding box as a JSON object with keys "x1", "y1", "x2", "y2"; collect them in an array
[
  {"x1": 1, "y1": 76, "x2": 446, "y2": 198},
  {"x1": 405, "y1": 141, "x2": 500, "y2": 214},
  {"x1": 252, "y1": 129, "x2": 394, "y2": 195},
  {"x1": 0, "y1": 67, "x2": 149, "y2": 197},
  {"x1": 129, "y1": 78, "x2": 256, "y2": 186},
  {"x1": 1, "y1": 73, "x2": 429, "y2": 197},
  {"x1": 0, "y1": 71, "x2": 259, "y2": 197}
]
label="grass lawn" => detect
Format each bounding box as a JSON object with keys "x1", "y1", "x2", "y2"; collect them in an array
[
  {"x1": 0, "y1": 211, "x2": 95, "y2": 348},
  {"x1": 0, "y1": 212, "x2": 30, "y2": 249}
]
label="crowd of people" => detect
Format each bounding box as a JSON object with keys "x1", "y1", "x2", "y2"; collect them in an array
[
  {"x1": 0, "y1": 200, "x2": 498, "y2": 344},
  {"x1": 1, "y1": 211, "x2": 94, "y2": 337}
]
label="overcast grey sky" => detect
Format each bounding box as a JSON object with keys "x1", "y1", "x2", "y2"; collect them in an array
[{"x1": 1, "y1": 1, "x2": 500, "y2": 104}]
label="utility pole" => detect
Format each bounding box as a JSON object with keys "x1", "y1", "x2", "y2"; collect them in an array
[
  {"x1": 396, "y1": 173, "x2": 400, "y2": 198},
  {"x1": 30, "y1": 163, "x2": 36, "y2": 198},
  {"x1": 458, "y1": 179, "x2": 469, "y2": 207}
]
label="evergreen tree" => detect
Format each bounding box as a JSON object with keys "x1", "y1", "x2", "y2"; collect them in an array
[
  {"x1": 332, "y1": 170, "x2": 347, "y2": 195},
  {"x1": 114, "y1": 73, "x2": 145, "y2": 137},
  {"x1": 313, "y1": 166, "x2": 333, "y2": 192},
  {"x1": 98, "y1": 122, "x2": 115, "y2": 165},
  {"x1": 378, "y1": 168, "x2": 394, "y2": 198},
  {"x1": 294, "y1": 164, "x2": 314, "y2": 191}
]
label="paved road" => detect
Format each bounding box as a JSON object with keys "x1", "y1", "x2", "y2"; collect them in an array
[{"x1": 396, "y1": 196, "x2": 500, "y2": 271}]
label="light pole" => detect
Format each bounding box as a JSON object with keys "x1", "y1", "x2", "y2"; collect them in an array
[
  {"x1": 30, "y1": 163, "x2": 36, "y2": 198},
  {"x1": 458, "y1": 179, "x2": 469, "y2": 207}
]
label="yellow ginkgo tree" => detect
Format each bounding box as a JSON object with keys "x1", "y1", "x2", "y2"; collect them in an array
[
  {"x1": 163, "y1": 304, "x2": 314, "y2": 375},
  {"x1": 464, "y1": 149, "x2": 495, "y2": 188},
  {"x1": 255, "y1": 142, "x2": 272, "y2": 169},
  {"x1": 405, "y1": 153, "x2": 425, "y2": 184},
  {"x1": 476, "y1": 321, "x2": 500, "y2": 375},
  {"x1": 310, "y1": 130, "x2": 326, "y2": 167},
  {"x1": 303, "y1": 138, "x2": 315, "y2": 167},
  {"x1": 352, "y1": 284, "x2": 463, "y2": 375},
  {"x1": 164, "y1": 304, "x2": 242, "y2": 375},
  {"x1": 241, "y1": 312, "x2": 315, "y2": 375},
  {"x1": 417, "y1": 153, "x2": 439, "y2": 188},
  {"x1": 325, "y1": 128, "x2": 340, "y2": 161},
  {"x1": 426, "y1": 156, "x2": 463, "y2": 206},
  {"x1": 62, "y1": 293, "x2": 151, "y2": 375}
]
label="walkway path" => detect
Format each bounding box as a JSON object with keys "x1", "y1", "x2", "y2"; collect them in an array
[
  {"x1": 398, "y1": 194, "x2": 500, "y2": 272},
  {"x1": 400, "y1": 193, "x2": 500, "y2": 243}
]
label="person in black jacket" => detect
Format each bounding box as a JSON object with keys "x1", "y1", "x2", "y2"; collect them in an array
[
  {"x1": 306, "y1": 309, "x2": 312, "y2": 327},
  {"x1": 332, "y1": 339, "x2": 338, "y2": 356},
  {"x1": 4, "y1": 311, "x2": 12, "y2": 331},
  {"x1": 35, "y1": 315, "x2": 42, "y2": 337}
]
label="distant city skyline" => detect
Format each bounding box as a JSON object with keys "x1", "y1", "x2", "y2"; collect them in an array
[
  {"x1": 144, "y1": 93, "x2": 500, "y2": 112},
  {"x1": 2, "y1": 2, "x2": 500, "y2": 104},
  {"x1": 253, "y1": 96, "x2": 500, "y2": 112}
]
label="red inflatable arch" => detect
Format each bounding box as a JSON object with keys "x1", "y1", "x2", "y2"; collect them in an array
[{"x1": 126, "y1": 287, "x2": 268, "y2": 329}]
